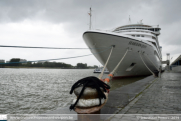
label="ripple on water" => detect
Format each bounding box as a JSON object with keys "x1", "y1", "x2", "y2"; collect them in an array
[{"x1": 0, "y1": 68, "x2": 144, "y2": 114}]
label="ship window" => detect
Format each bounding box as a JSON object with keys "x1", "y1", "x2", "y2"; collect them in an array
[
  {"x1": 152, "y1": 36, "x2": 156, "y2": 40},
  {"x1": 155, "y1": 28, "x2": 159, "y2": 32},
  {"x1": 141, "y1": 35, "x2": 144, "y2": 37},
  {"x1": 132, "y1": 35, "x2": 135, "y2": 37},
  {"x1": 148, "y1": 29, "x2": 154, "y2": 32},
  {"x1": 149, "y1": 41, "x2": 157, "y2": 48},
  {"x1": 152, "y1": 42, "x2": 156, "y2": 47},
  {"x1": 136, "y1": 35, "x2": 140, "y2": 37},
  {"x1": 149, "y1": 41, "x2": 156, "y2": 47}
]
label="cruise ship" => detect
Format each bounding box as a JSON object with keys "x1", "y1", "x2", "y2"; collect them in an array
[{"x1": 83, "y1": 23, "x2": 162, "y2": 78}]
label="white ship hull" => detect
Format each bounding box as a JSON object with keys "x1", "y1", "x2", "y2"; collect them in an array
[{"x1": 83, "y1": 30, "x2": 162, "y2": 78}]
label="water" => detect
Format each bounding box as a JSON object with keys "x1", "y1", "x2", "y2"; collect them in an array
[{"x1": 0, "y1": 68, "x2": 145, "y2": 114}]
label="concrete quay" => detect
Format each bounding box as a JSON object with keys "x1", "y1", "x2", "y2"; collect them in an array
[
  {"x1": 101, "y1": 75, "x2": 155, "y2": 114},
  {"x1": 20, "y1": 75, "x2": 156, "y2": 121},
  {"x1": 41, "y1": 75, "x2": 156, "y2": 115},
  {"x1": 110, "y1": 71, "x2": 181, "y2": 121},
  {"x1": 19, "y1": 71, "x2": 181, "y2": 121}
]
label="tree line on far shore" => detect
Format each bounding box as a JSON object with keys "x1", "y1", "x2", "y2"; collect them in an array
[{"x1": 0, "y1": 58, "x2": 98, "y2": 69}]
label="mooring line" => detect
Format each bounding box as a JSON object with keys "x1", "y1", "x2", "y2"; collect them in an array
[
  {"x1": 110, "y1": 49, "x2": 129, "y2": 76},
  {"x1": 69, "y1": 49, "x2": 130, "y2": 114},
  {"x1": 144, "y1": 54, "x2": 159, "y2": 71},
  {"x1": 0, "y1": 45, "x2": 110, "y2": 49},
  {"x1": 98, "y1": 45, "x2": 115, "y2": 79},
  {"x1": 139, "y1": 52, "x2": 155, "y2": 76},
  {"x1": 0, "y1": 46, "x2": 112, "y2": 65},
  {"x1": 100, "y1": 49, "x2": 129, "y2": 84}
]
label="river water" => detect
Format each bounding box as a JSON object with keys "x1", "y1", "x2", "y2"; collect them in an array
[{"x1": 0, "y1": 68, "x2": 145, "y2": 114}]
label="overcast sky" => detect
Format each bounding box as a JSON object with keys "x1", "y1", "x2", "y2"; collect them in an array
[{"x1": 0, "y1": 0, "x2": 181, "y2": 66}]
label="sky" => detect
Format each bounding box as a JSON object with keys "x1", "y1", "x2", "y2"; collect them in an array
[{"x1": 0, "y1": 0, "x2": 181, "y2": 66}]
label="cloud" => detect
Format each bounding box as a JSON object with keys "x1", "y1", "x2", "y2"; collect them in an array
[{"x1": 0, "y1": 0, "x2": 181, "y2": 65}]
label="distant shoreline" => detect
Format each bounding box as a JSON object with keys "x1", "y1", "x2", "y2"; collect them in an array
[{"x1": 1, "y1": 66, "x2": 94, "y2": 69}]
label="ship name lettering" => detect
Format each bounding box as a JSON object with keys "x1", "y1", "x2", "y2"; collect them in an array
[{"x1": 129, "y1": 41, "x2": 146, "y2": 48}]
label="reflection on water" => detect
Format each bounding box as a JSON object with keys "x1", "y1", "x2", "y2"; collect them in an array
[{"x1": 0, "y1": 68, "x2": 146, "y2": 114}]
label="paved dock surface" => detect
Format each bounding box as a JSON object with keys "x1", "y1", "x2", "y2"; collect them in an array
[
  {"x1": 110, "y1": 71, "x2": 181, "y2": 121},
  {"x1": 101, "y1": 75, "x2": 155, "y2": 114}
]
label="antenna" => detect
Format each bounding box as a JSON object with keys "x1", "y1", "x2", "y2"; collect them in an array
[
  {"x1": 140, "y1": 19, "x2": 143, "y2": 24},
  {"x1": 129, "y1": 15, "x2": 131, "y2": 24},
  {"x1": 88, "y1": 7, "x2": 92, "y2": 30}
]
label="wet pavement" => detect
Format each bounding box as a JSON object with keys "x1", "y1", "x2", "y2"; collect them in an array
[
  {"x1": 101, "y1": 75, "x2": 155, "y2": 114},
  {"x1": 110, "y1": 71, "x2": 181, "y2": 121}
]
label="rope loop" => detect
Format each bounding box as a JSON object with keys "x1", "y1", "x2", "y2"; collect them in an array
[{"x1": 69, "y1": 76, "x2": 110, "y2": 110}]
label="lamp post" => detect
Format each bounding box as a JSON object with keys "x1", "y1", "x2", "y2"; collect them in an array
[{"x1": 166, "y1": 53, "x2": 170, "y2": 71}]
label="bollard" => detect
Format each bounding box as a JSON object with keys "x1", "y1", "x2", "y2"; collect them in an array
[
  {"x1": 159, "y1": 66, "x2": 161, "y2": 78},
  {"x1": 75, "y1": 92, "x2": 108, "y2": 121},
  {"x1": 69, "y1": 77, "x2": 110, "y2": 121},
  {"x1": 77, "y1": 110, "x2": 100, "y2": 121}
]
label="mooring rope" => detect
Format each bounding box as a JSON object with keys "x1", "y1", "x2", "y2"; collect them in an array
[
  {"x1": 139, "y1": 52, "x2": 155, "y2": 76},
  {"x1": 110, "y1": 49, "x2": 129, "y2": 76},
  {"x1": 99, "y1": 49, "x2": 129, "y2": 84},
  {"x1": 0, "y1": 46, "x2": 112, "y2": 65},
  {"x1": 69, "y1": 76, "x2": 110, "y2": 110},
  {"x1": 98, "y1": 45, "x2": 114, "y2": 79},
  {"x1": 144, "y1": 54, "x2": 159, "y2": 71},
  {"x1": 0, "y1": 45, "x2": 109, "y2": 49},
  {"x1": 69, "y1": 49, "x2": 129, "y2": 113}
]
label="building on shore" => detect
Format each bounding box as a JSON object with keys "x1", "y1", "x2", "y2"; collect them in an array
[
  {"x1": 171, "y1": 55, "x2": 181, "y2": 72},
  {"x1": 0, "y1": 59, "x2": 5, "y2": 67},
  {"x1": 20, "y1": 59, "x2": 27, "y2": 64},
  {"x1": 0, "y1": 59, "x2": 5, "y2": 63},
  {"x1": 37, "y1": 61, "x2": 46, "y2": 64}
]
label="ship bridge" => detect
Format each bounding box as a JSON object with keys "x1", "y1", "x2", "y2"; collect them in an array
[
  {"x1": 112, "y1": 24, "x2": 162, "y2": 59},
  {"x1": 113, "y1": 24, "x2": 161, "y2": 36}
]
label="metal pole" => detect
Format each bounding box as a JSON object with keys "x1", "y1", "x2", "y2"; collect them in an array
[
  {"x1": 159, "y1": 66, "x2": 161, "y2": 78},
  {"x1": 89, "y1": 8, "x2": 92, "y2": 30}
]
